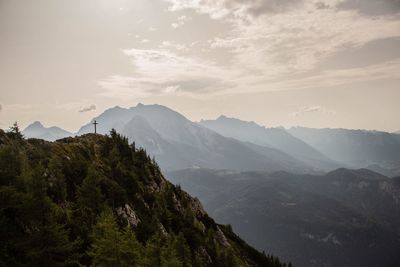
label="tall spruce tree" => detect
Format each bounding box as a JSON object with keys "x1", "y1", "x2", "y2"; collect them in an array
[{"x1": 88, "y1": 209, "x2": 142, "y2": 267}]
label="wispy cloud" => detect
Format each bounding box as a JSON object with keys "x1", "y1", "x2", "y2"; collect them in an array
[
  {"x1": 159, "y1": 41, "x2": 188, "y2": 51},
  {"x1": 171, "y1": 15, "x2": 191, "y2": 28},
  {"x1": 6, "y1": 104, "x2": 34, "y2": 111},
  {"x1": 98, "y1": 48, "x2": 239, "y2": 98},
  {"x1": 164, "y1": 0, "x2": 304, "y2": 19},
  {"x1": 338, "y1": 0, "x2": 400, "y2": 16},
  {"x1": 98, "y1": 0, "x2": 400, "y2": 100},
  {"x1": 78, "y1": 104, "x2": 96, "y2": 113},
  {"x1": 291, "y1": 106, "x2": 336, "y2": 117},
  {"x1": 161, "y1": 0, "x2": 400, "y2": 93}
]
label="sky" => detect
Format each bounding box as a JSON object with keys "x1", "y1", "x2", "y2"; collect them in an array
[{"x1": 0, "y1": 0, "x2": 399, "y2": 132}]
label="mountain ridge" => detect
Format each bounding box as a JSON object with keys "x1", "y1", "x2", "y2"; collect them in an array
[
  {"x1": 74, "y1": 104, "x2": 314, "y2": 173},
  {"x1": 21, "y1": 104, "x2": 400, "y2": 176},
  {"x1": 288, "y1": 126, "x2": 400, "y2": 176},
  {"x1": 200, "y1": 116, "x2": 340, "y2": 171},
  {"x1": 22, "y1": 120, "x2": 73, "y2": 141},
  {"x1": 0, "y1": 128, "x2": 288, "y2": 267}
]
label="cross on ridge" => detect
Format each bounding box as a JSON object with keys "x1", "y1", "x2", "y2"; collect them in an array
[{"x1": 93, "y1": 120, "x2": 98, "y2": 134}]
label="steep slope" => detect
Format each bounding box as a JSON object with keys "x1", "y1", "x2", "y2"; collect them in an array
[
  {"x1": 200, "y1": 116, "x2": 339, "y2": 171},
  {"x1": 167, "y1": 168, "x2": 400, "y2": 267},
  {"x1": 23, "y1": 121, "x2": 72, "y2": 141},
  {"x1": 288, "y1": 127, "x2": 400, "y2": 176},
  {"x1": 0, "y1": 129, "x2": 287, "y2": 267},
  {"x1": 77, "y1": 104, "x2": 312, "y2": 173}
]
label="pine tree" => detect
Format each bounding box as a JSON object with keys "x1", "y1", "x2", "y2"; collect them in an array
[
  {"x1": 173, "y1": 233, "x2": 193, "y2": 267},
  {"x1": 142, "y1": 235, "x2": 163, "y2": 267},
  {"x1": 88, "y1": 209, "x2": 143, "y2": 267},
  {"x1": 77, "y1": 166, "x2": 105, "y2": 226},
  {"x1": 23, "y1": 166, "x2": 80, "y2": 267},
  {"x1": 8, "y1": 122, "x2": 23, "y2": 140}
]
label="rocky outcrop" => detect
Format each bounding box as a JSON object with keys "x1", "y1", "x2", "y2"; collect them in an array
[{"x1": 116, "y1": 204, "x2": 140, "y2": 227}]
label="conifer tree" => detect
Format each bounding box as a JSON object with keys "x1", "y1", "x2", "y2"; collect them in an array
[{"x1": 88, "y1": 209, "x2": 143, "y2": 267}]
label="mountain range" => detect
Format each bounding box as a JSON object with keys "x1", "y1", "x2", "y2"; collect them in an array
[
  {"x1": 200, "y1": 116, "x2": 340, "y2": 171},
  {"x1": 288, "y1": 127, "x2": 400, "y2": 176},
  {"x1": 22, "y1": 121, "x2": 72, "y2": 141},
  {"x1": 64, "y1": 104, "x2": 313, "y2": 173},
  {"x1": 22, "y1": 104, "x2": 400, "y2": 176},
  {"x1": 18, "y1": 103, "x2": 400, "y2": 266},
  {"x1": 167, "y1": 168, "x2": 400, "y2": 267}
]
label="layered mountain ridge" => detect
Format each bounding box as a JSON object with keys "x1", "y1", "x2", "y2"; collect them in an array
[
  {"x1": 200, "y1": 116, "x2": 340, "y2": 171},
  {"x1": 75, "y1": 104, "x2": 313, "y2": 173},
  {"x1": 22, "y1": 104, "x2": 400, "y2": 176},
  {"x1": 288, "y1": 127, "x2": 400, "y2": 176},
  {"x1": 22, "y1": 121, "x2": 72, "y2": 141}
]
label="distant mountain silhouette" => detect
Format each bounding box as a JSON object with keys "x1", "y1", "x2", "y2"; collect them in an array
[
  {"x1": 22, "y1": 104, "x2": 400, "y2": 176},
  {"x1": 200, "y1": 116, "x2": 340, "y2": 171},
  {"x1": 167, "y1": 168, "x2": 400, "y2": 267},
  {"x1": 288, "y1": 127, "x2": 400, "y2": 176},
  {"x1": 77, "y1": 104, "x2": 312, "y2": 173},
  {"x1": 22, "y1": 121, "x2": 72, "y2": 141}
]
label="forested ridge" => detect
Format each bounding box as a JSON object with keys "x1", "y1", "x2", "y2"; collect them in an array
[{"x1": 0, "y1": 126, "x2": 289, "y2": 267}]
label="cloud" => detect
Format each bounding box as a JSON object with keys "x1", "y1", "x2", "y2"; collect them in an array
[
  {"x1": 171, "y1": 15, "x2": 191, "y2": 28},
  {"x1": 98, "y1": 0, "x2": 400, "y2": 100},
  {"x1": 5, "y1": 104, "x2": 33, "y2": 111},
  {"x1": 164, "y1": 0, "x2": 400, "y2": 76},
  {"x1": 160, "y1": 41, "x2": 188, "y2": 51},
  {"x1": 178, "y1": 15, "x2": 190, "y2": 21},
  {"x1": 319, "y1": 37, "x2": 400, "y2": 70},
  {"x1": 99, "y1": 75, "x2": 231, "y2": 98},
  {"x1": 291, "y1": 106, "x2": 336, "y2": 117},
  {"x1": 78, "y1": 104, "x2": 96, "y2": 113},
  {"x1": 164, "y1": 0, "x2": 303, "y2": 19},
  {"x1": 98, "y1": 48, "x2": 239, "y2": 98},
  {"x1": 213, "y1": 4, "x2": 399, "y2": 70},
  {"x1": 315, "y1": 1, "x2": 331, "y2": 9},
  {"x1": 165, "y1": 0, "x2": 400, "y2": 92},
  {"x1": 337, "y1": 0, "x2": 400, "y2": 16},
  {"x1": 99, "y1": 48, "x2": 239, "y2": 97}
]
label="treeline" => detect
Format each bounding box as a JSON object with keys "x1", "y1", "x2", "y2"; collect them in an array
[{"x1": 0, "y1": 125, "x2": 290, "y2": 267}]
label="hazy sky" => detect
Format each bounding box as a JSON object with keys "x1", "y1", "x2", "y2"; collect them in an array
[{"x1": 0, "y1": 0, "x2": 399, "y2": 132}]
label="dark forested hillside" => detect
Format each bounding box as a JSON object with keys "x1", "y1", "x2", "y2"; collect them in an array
[{"x1": 0, "y1": 127, "x2": 287, "y2": 267}]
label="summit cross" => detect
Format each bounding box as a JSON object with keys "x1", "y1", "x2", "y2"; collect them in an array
[{"x1": 93, "y1": 120, "x2": 98, "y2": 134}]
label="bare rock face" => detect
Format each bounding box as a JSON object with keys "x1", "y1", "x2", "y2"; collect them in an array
[
  {"x1": 216, "y1": 226, "x2": 231, "y2": 248},
  {"x1": 196, "y1": 247, "x2": 212, "y2": 265},
  {"x1": 116, "y1": 204, "x2": 140, "y2": 227},
  {"x1": 190, "y1": 197, "x2": 207, "y2": 218},
  {"x1": 147, "y1": 174, "x2": 167, "y2": 193},
  {"x1": 159, "y1": 223, "x2": 169, "y2": 237}
]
